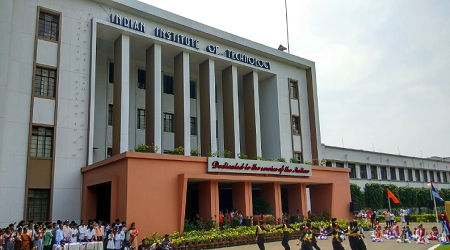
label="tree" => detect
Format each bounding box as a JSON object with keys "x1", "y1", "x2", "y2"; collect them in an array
[
  {"x1": 398, "y1": 186, "x2": 418, "y2": 208},
  {"x1": 350, "y1": 184, "x2": 365, "y2": 208},
  {"x1": 364, "y1": 183, "x2": 384, "y2": 209}
]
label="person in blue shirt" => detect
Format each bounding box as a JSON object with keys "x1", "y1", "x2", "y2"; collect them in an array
[{"x1": 55, "y1": 222, "x2": 64, "y2": 244}]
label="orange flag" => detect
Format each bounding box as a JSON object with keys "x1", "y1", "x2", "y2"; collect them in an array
[{"x1": 387, "y1": 188, "x2": 399, "y2": 203}]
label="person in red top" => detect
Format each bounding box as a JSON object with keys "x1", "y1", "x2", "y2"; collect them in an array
[
  {"x1": 219, "y1": 211, "x2": 223, "y2": 229},
  {"x1": 367, "y1": 208, "x2": 374, "y2": 228}
]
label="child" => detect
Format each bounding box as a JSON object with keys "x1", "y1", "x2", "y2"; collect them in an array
[
  {"x1": 429, "y1": 226, "x2": 438, "y2": 240},
  {"x1": 114, "y1": 227, "x2": 122, "y2": 250},
  {"x1": 372, "y1": 228, "x2": 383, "y2": 242},
  {"x1": 396, "y1": 227, "x2": 411, "y2": 243},
  {"x1": 382, "y1": 226, "x2": 389, "y2": 239},
  {"x1": 416, "y1": 224, "x2": 429, "y2": 244},
  {"x1": 33, "y1": 225, "x2": 42, "y2": 250},
  {"x1": 0, "y1": 229, "x2": 4, "y2": 250},
  {"x1": 357, "y1": 224, "x2": 365, "y2": 238},
  {"x1": 4, "y1": 228, "x2": 14, "y2": 250},
  {"x1": 317, "y1": 224, "x2": 327, "y2": 240},
  {"x1": 106, "y1": 230, "x2": 115, "y2": 250},
  {"x1": 392, "y1": 221, "x2": 400, "y2": 238}
]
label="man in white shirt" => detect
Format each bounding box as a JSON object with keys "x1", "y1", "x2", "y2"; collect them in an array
[
  {"x1": 56, "y1": 240, "x2": 66, "y2": 250},
  {"x1": 63, "y1": 221, "x2": 71, "y2": 242},
  {"x1": 78, "y1": 220, "x2": 88, "y2": 242},
  {"x1": 70, "y1": 223, "x2": 79, "y2": 243}
]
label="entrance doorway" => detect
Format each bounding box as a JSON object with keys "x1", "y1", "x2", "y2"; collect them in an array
[
  {"x1": 96, "y1": 182, "x2": 111, "y2": 222},
  {"x1": 185, "y1": 183, "x2": 199, "y2": 221},
  {"x1": 219, "y1": 183, "x2": 232, "y2": 212}
]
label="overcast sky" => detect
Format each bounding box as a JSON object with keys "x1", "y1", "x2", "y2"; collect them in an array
[{"x1": 140, "y1": 0, "x2": 450, "y2": 158}]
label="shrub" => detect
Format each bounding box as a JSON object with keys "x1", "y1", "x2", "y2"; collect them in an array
[
  {"x1": 290, "y1": 157, "x2": 299, "y2": 163},
  {"x1": 223, "y1": 150, "x2": 233, "y2": 158},
  {"x1": 207, "y1": 151, "x2": 220, "y2": 157},
  {"x1": 254, "y1": 155, "x2": 265, "y2": 161},
  {"x1": 190, "y1": 147, "x2": 200, "y2": 156},
  {"x1": 277, "y1": 158, "x2": 287, "y2": 163},
  {"x1": 172, "y1": 146, "x2": 184, "y2": 155},
  {"x1": 238, "y1": 153, "x2": 248, "y2": 159},
  {"x1": 134, "y1": 143, "x2": 159, "y2": 153},
  {"x1": 253, "y1": 198, "x2": 273, "y2": 215}
]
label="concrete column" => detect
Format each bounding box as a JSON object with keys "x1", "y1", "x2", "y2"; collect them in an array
[
  {"x1": 243, "y1": 71, "x2": 262, "y2": 159},
  {"x1": 199, "y1": 180, "x2": 219, "y2": 227},
  {"x1": 199, "y1": 59, "x2": 217, "y2": 156},
  {"x1": 145, "y1": 44, "x2": 162, "y2": 151},
  {"x1": 232, "y1": 182, "x2": 252, "y2": 216},
  {"x1": 222, "y1": 66, "x2": 240, "y2": 158},
  {"x1": 112, "y1": 34, "x2": 130, "y2": 155},
  {"x1": 260, "y1": 183, "x2": 282, "y2": 220},
  {"x1": 287, "y1": 183, "x2": 307, "y2": 217},
  {"x1": 174, "y1": 52, "x2": 190, "y2": 155},
  {"x1": 309, "y1": 184, "x2": 333, "y2": 215}
]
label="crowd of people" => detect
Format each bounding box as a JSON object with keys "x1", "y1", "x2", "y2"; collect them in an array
[
  {"x1": 369, "y1": 221, "x2": 443, "y2": 244},
  {"x1": 0, "y1": 219, "x2": 166, "y2": 250},
  {"x1": 356, "y1": 207, "x2": 411, "y2": 227}
]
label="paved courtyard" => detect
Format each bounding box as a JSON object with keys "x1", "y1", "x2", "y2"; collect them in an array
[{"x1": 217, "y1": 222, "x2": 441, "y2": 250}]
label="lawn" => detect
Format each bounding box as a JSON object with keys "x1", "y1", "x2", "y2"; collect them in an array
[{"x1": 436, "y1": 245, "x2": 450, "y2": 250}]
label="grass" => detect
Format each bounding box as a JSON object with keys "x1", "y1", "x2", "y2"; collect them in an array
[{"x1": 436, "y1": 245, "x2": 450, "y2": 250}]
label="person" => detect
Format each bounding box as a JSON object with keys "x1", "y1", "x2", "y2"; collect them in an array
[
  {"x1": 405, "y1": 207, "x2": 411, "y2": 226},
  {"x1": 78, "y1": 221, "x2": 87, "y2": 242},
  {"x1": 129, "y1": 223, "x2": 138, "y2": 250},
  {"x1": 70, "y1": 223, "x2": 79, "y2": 244},
  {"x1": 357, "y1": 224, "x2": 365, "y2": 238},
  {"x1": 137, "y1": 239, "x2": 147, "y2": 250},
  {"x1": 389, "y1": 211, "x2": 395, "y2": 228},
  {"x1": 62, "y1": 221, "x2": 71, "y2": 243},
  {"x1": 115, "y1": 226, "x2": 123, "y2": 250},
  {"x1": 120, "y1": 226, "x2": 126, "y2": 250},
  {"x1": 161, "y1": 234, "x2": 172, "y2": 250},
  {"x1": 4, "y1": 228, "x2": 14, "y2": 250},
  {"x1": 372, "y1": 228, "x2": 383, "y2": 242},
  {"x1": 391, "y1": 221, "x2": 399, "y2": 238},
  {"x1": 367, "y1": 209, "x2": 374, "y2": 228},
  {"x1": 271, "y1": 219, "x2": 298, "y2": 250},
  {"x1": 85, "y1": 227, "x2": 96, "y2": 242},
  {"x1": 255, "y1": 220, "x2": 270, "y2": 250},
  {"x1": 55, "y1": 223, "x2": 64, "y2": 244},
  {"x1": 55, "y1": 240, "x2": 65, "y2": 250},
  {"x1": 21, "y1": 228, "x2": 31, "y2": 250},
  {"x1": 219, "y1": 211, "x2": 223, "y2": 229},
  {"x1": 300, "y1": 220, "x2": 320, "y2": 250},
  {"x1": 384, "y1": 210, "x2": 390, "y2": 227},
  {"x1": 43, "y1": 225, "x2": 53, "y2": 250},
  {"x1": 429, "y1": 226, "x2": 438, "y2": 240},
  {"x1": 374, "y1": 209, "x2": 380, "y2": 223},
  {"x1": 32, "y1": 225, "x2": 42, "y2": 250},
  {"x1": 318, "y1": 224, "x2": 327, "y2": 240},
  {"x1": 415, "y1": 224, "x2": 428, "y2": 244},
  {"x1": 396, "y1": 227, "x2": 411, "y2": 243},
  {"x1": 382, "y1": 226, "x2": 389, "y2": 239},
  {"x1": 361, "y1": 210, "x2": 367, "y2": 223},
  {"x1": 348, "y1": 221, "x2": 366, "y2": 250},
  {"x1": 124, "y1": 242, "x2": 132, "y2": 250},
  {"x1": 297, "y1": 229, "x2": 318, "y2": 250},
  {"x1": 14, "y1": 227, "x2": 22, "y2": 250},
  {"x1": 150, "y1": 242, "x2": 162, "y2": 250},
  {"x1": 107, "y1": 230, "x2": 115, "y2": 250},
  {"x1": 400, "y1": 208, "x2": 406, "y2": 225},
  {"x1": 326, "y1": 223, "x2": 345, "y2": 250},
  {"x1": 95, "y1": 221, "x2": 104, "y2": 242},
  {"x1": 121, "y1": 222, "x2": 128, "y2": 249}
]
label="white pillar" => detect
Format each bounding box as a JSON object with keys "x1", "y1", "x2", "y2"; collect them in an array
[
  {"x1": 87, "y1": 19, "x2": 97, "y2": 164},
  {"x1": 145, "y1": 44, "x2": 162, "y2": 152},
  {"x1": 174, "y1": 52, "x2": 190, "y2": 155},
  {"x1": 112, "y1": 34, "x2": 130, "y2": 155}
]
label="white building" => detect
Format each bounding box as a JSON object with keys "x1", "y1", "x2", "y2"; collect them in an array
[
  {"x1": 322, "y1": 145, "x2": 450, "y2": 189},
  {"x1": 0, "y1": 0, "x2": 322, "y2": 226}
]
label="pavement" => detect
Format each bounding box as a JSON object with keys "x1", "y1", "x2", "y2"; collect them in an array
[{"x1": 216, "y1": 222, "x2": 441, "y2": 250}]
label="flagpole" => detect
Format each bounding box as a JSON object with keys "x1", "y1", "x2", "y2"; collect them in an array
[
  {"x1": 388, "y1": 195, "x2": 391, "y2": 212},
  {"x1": 433, "y1": 195, "x2": 440, "y2": 238}
]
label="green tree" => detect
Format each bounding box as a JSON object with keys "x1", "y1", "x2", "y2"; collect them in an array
[
  {"x1": 417, "y1": 187, "x2": 431, "y2": 208},
  {"x1": 398, "y1": 186, "x2": 418, "y2": 207},
  {"x1": 350, "y1": 184, "x2": 365, "y2": 208},
  {"x1": 364, "y1": 183, "x2": 384, "y2": 209}
]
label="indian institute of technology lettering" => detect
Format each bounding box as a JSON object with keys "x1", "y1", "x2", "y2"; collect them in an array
[{"x1": 110, "y1": 14, "x2": 271, "y2": 70}]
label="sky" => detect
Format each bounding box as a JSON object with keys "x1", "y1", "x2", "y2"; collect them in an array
[{"x1": 139, "y1": 0, "x2": 450, "y2": 158}]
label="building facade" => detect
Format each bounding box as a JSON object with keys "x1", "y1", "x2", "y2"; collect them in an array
[
  {"x1": 0, "y1": 0, "x2": 325, "y2": 228},
  {"x1": 322, "y1": 145, "x2": 450, "y2": 190}
]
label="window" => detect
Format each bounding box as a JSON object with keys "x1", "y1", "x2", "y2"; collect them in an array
[
  {"x1": 107, "y1": 148, "x2": 112, "y2": 158},
  {"x1": 190, "y1": 117, "x2": 197, "y2": 135},
  {"x1": 390, "y1": 167, "x2": 397, "y2": 181},
  {"x1": 408, "y1": 169, "x2": 413, "y2": 181},
  {"x1": 108, "y1": 104, "x2": 113, "y2": 126},
  {"x1": 30, "y1": 127, "x2": 53, "y2": 157},
  {"x1": 293, "y1": 152, "x2": 301, "y2": 163},
  {"x1": 137, "y1": 109, "x2": 146, "y2": 129},
  {"x1": 38, "y1": 11, "x2": 59, "y2": 41},
  {"x1": 380, "y1": 166, "x2": 387, "y2": 180},
  {"x1": 348, "y1": 164, "x2": 356, "y2": 178},
  {"x1": 325, "y1": 161, "x2": 332, "y2": 167},
  {"x1": 109, "y1": 62, "x2": 114, "y2": 83},
  {"x1": 35, "y1": 67, "x2": 56, "y2": 97},
  {"x1": 370, "y1": 165, "x2": 378, "y2": 179},
  {"x1": 336, "y1": 162, "x2": 344, "y2": 168},
  {"x1": 164, "y1": 113, "x2": 174, "y2": 132},
  {"x1": 190, "y1": 81, "x2": 196, "y2": 99},
  {"x1": 292, "y1": 116, "x2": 300, "y2": 134},
  {"x1": 27, "y1": 189, "x2": 50, "y2": 221},
  {"x1": 163, "y1": 75, "x2": 174, "y2": 94},
  {"x1": 437, "y1": 172, "x2": 442, "y2": 183},
  {"x1": 359, "y1": 165, "x2": 367, "y2": 179},
  {"x1": 423, "y1": 170, "x2": 428, "y2": 182},
  {"x1": 415, "y1": 169, "x2": 421, "y2": 182},
  {"x1": 399, "y1": 168, "x2": 405, "y2": 181},
  {"x1": 137, "y1": 69, "x2": 146, "y2": 89},
  {"x1": 429, "y1": 171, "x2": 435, "y2": 182},
  {"x1": 290, "y1": 80, "x2": 298, "y2": 99},
  {"x1": 444, "y1": 172, "x2": 448, "y2": 183}
]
